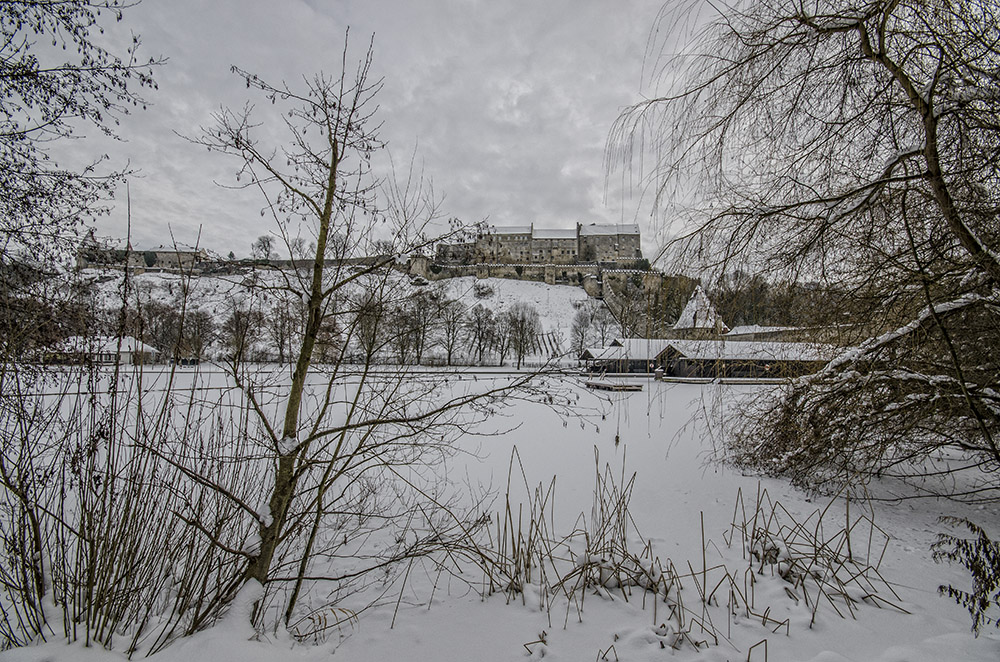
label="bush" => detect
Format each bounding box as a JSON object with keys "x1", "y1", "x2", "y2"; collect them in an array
[
  {"x1": 934, "y1": 518, "x2": 1000, "y2": 633},
  {"x1": 473, "y1": 282, "x2": 493, "y2": 299}
]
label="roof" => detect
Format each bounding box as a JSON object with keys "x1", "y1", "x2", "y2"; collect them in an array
[
  {"x1": 606, "y1": 338, "x2": 674, "y2": 361},
  {"x1": 725, "y1": 325, "x2": 798, "y2": 336},
  {"x1": 129, "y1": 243, "x2": 207, "y2": 254},
  {"x1": 533, "y1": 228, "x2": 577, "y2": 240},
  {"x1": 486, "y1": 225, "x2": 532, "y2": 236},
  {"x1": 674, "y1": 285, "x2": 729, "y2": 332},
  {"x1": 61, "y1": 335, "x2": 159, "y2": 355},
  {"x1": 592, "y1": 345, "x2": 627, "y2": 361},
  {"x1": 659, "y1": 339, "x2": 835, "y2": 362},
  {"x1": 578, "y1": 223, "x2": 641, "y2": 237}
]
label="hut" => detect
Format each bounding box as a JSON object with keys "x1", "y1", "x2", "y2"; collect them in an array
[
  {"x1": 669, "y1": 285, "x2": 729, "y2": 339},
  {"x1": 656, "y1": 339, "x2": 834, "y2": 378},
  {"x1": 587, "y1": 338, "x2": 674, "y2": 373},
  {"x1": 55, "y1": 336, "x2": 159, "y2": 365}
]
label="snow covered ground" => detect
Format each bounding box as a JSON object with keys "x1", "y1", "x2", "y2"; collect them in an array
[
  {"x1": 81, "y1": 269, "x2": 600, "y2": 361},
  {"x1": 5, "y1": 372, "x2": 998, "y2": 662}
]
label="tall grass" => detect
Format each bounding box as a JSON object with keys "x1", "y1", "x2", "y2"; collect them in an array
[{"x1": 0, "y1": 361, "x2": 263, "y2": 654}]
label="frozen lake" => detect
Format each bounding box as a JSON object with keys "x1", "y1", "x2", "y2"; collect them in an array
[{"x1": 7, "y1": 365, "x2": 999, "y2": 662}]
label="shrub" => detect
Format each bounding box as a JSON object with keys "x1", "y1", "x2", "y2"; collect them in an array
[{"x1": 934, "y1": 518, "x2": 1000, "y2": 633}]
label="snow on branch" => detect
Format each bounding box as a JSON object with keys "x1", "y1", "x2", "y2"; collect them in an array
[{"x1": 802, "y1": 291, "x2": 998, "y2": 384}]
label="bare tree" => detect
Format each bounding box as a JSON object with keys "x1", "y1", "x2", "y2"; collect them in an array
[
  {"x1": 185, "y1": 38, "x2": 561, "y2": 633},
  {"x1": 613, "y1": 0, "x2": 1000, "y2": 500},
  {"x1": 493, "y1": 309, "x2": 512, "y2": 367},
  {"x1": 181, "y1": 309, "x2": 215, "y2": 360},
  {"x1": 466, "y1": 303, "x2": 495, "y2": 365},
  {"x1": 439, "y1": 297, "x2": 467, "y2": 366},
  {"x1": 264, "y1": 292, "x2": 302, "y2": 363},
  {"x1": 388, "y1": 301, "x2": 416, "y2": 364},
  {"x1": 590, "y1": 305, "x2": 618, "y2": 346},
  {"x1": 221, "y1": 298, "x2": 265, "y2": 364},
  {"x1": 570, "y1": 306, "x2": 593, "y2": 355},
  {"x1": 250, "y1": 235, "x2": 277, "y2": 261},
  {"x1": 506, "y1": 302, "x2": 541, "y2": 370},
  {"x1": 408, "y1": 289, "x2": 438, "y2": 364},
  {"x1": 0, "y1": 1, "x2": 160, "y2": 263}
]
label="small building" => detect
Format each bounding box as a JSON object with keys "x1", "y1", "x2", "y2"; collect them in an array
[
  {"x1": 656, "y1": 339, "x2": 834, "y2": 378},
  {"x1": 129, "y1": 243, "x2": 209, "y2": 270},
  {"x1": 587, "y1": 338, "x2": 674, "y2": 373},
  {"x1": 581, "y1": 345, "x2": 625, "y2": 372},
  {"x1": 583, "y1": 336, "x2": 835, "y2": 377},
  {"x1": 54, "y1": 336, "x2": 159, "y2": 365},
  {"x1": 669, "y1": 285, "x2": 729, "y2": 339}
]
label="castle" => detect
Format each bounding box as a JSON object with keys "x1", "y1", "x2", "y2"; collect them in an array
[{"x1": 435, "y1": 223, "x2": 642, "y2": 266}]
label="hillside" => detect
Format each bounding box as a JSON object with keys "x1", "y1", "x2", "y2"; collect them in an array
[{"x1": 80, "y1": 269, "x2": 610, "y2": 363}]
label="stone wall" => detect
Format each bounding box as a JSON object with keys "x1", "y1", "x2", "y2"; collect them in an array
[
  {"x1": 427, "y1": 262, "x2": 597, "y2": 285},
  {"x1": 435, "y1": 223, "x2": 642, "y2": 266}
]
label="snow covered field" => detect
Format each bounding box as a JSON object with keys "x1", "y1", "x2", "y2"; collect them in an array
[{"x1": 5, "y1": 371, "x2": 999, "y2": 661}]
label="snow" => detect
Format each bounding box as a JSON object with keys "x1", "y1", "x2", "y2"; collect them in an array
[
  {"x1": 433, "y1": 275, "x2": 591, "y2": 345},
  {"x1": 60, "y1": 335, "x2": 159, "y2": 356},
  {"x1": 608, "y1": 337, "x2": 674, "y2": 361},
  {"x1": 725, "y1": 324, "x2": 797, "y2": 336},
  {"x1": 578, "y1": 223, "x2": 641, "y2": 236},
  {"x1": 668, "y1": 338, "x2": 836, "y2": 362},
  {"x1": 673, "y1": 284, "x2": 729, "y2": 332},
  {"x1": 81, "y1": 269, "x2": 595, "y2": 360},
  {"x1": 485, "y1": 225, "x2": 532, "y2": 235},
  {"x1": 6, "y1": 373, "x2": 999, "y2": 662}
]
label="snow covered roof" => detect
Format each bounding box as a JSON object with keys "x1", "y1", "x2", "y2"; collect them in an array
[
  {"x1": 591, "y1": 345, "x2": 627, "y2": 361},
  {"x1": 61, "y1": 335, "x2": 159, "y2": 355},
  {"x1": 533, "y1": 228, "x2": 577, "y2": 240},
  {"x1": 129, "y1": 243, "x2": 207, "y2": 254},
  {"x1": 486, "y1": 225, "x2": 532, "y2": 236},
  {"x1": 661, "y1": 339, "x2": 834, "y2": 362},
  {"x1": 578, "y1": 223, "x2": 640, "y2": 236},
  {"x1": 724, "y1": 325, "x2": 798, "y2": 336},
  {"x1": 673, "y1": 285, "x2": 729, "y2": 332},
  {"x1": 606, "y1": 338, "x2": 674, "y2": 361}
]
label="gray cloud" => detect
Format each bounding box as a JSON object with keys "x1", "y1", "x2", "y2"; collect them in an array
[{"x1": 72, "y1": 0, "x2": 665, "y2": 257}]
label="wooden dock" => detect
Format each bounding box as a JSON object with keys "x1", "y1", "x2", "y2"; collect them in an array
[{"x1": 584, "y1": 381, "x2": 643, "y2": 392}]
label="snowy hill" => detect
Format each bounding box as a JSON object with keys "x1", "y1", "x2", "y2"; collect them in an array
[{"x1": 80, "y1": 269, "x2": 602, "y2": 363}]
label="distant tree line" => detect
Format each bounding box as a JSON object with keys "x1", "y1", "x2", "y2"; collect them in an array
[
  {"x1": 707, "y1": 272, "x2": 846, "y2": 329},
  {"x1": 62, "y1": 281, "x2": 549, "y2": 367}
]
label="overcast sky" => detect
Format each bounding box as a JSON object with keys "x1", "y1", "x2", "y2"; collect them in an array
[{"x1": 79, "y1": 0, "x2": 673, "y2": 257}]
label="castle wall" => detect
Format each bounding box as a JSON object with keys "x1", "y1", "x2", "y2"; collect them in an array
[{"x1": 445, "y1": 224, "x2": 641, "y2": 266}]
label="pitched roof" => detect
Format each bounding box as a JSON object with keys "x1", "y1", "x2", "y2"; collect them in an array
[
  {"x1": 724, "y1": 324, "x2": 798, "y2": 336},
  {"x1": 61, "y1": 335, "x2": 159, "y2": 355},
  {"x1": 607, "y1": 338, "x2": 674, "y2": 361},
  {"x1": 486, "y1": 225, "x2": 533, "y2": 236},
  {"x1": 578, "y1": 223, "x2": 641, "y2": 236},
  {"x1": 673, "y1": 285, "x2": 728, "y2": 332},
  {"x1": 659, "y1": 339, "x2": 835, "y2": 362}
]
